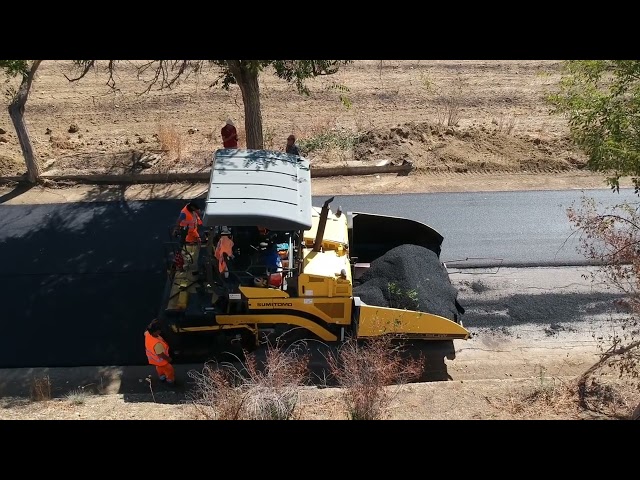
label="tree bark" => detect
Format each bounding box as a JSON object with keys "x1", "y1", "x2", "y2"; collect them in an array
[
  {"x1": 8, "y1": 60, "x2": 42, "y2": 183},
  {"x1": 227, "y1": 61, "x2": 264, "y2": 149}
]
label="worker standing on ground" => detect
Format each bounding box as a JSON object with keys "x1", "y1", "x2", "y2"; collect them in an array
[
  {"x1": 144, "y1": 321, "x2": 175, "y2": 385},
  {"x1": 175, "y1": 201, "x2": 203, "y2": 244},
  {"x1": 285, "y1": 134, "x2": 300, "y2": 156},
  {"x1": 221, "y1": 119, "x2": 239, "y2": 148},
  {"x1": 215, "y1": 228, "x2": 235, "y2": 278}
]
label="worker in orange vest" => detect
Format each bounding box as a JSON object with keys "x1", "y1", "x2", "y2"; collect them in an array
[
  {"x1": 175, "y1": 201, "x2": 203, "y2": 244},
  {"x1": 144, "y1": 321, "x2": 175, "y2": 385},
  {"x1": 214, "y1": 228, "x2": 235, "y2": 278}
]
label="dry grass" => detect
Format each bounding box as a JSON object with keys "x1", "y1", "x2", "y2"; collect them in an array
[
  {"x1": 326, "y1": 336, "x2": 424, "y2": 420},
  {"x1": 64, "y1": 388, "x2": 89, "y2": 405},
  {"x1": 156, "y1": 124, "x2": 182, "y2": 160},
  {"x1": 30, "y1": 375, "x2": 52, "y2": 401},
  {"x1": 49, "y1": 134, "x2": 75, "y2": 150},
  {"x1": 493, "y1": 115, "x2": 517, "y2": 135},
  {"x1": 484, "y1": 364, "x2": 638, "y2": 419},
  {"x1": 187, "y1": 343, "x2": 310, "y2": 420}
]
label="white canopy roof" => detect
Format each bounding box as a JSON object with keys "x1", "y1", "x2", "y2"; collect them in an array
[{"x1": 203, "y1": 149, "x2": 313, "y2": 231}]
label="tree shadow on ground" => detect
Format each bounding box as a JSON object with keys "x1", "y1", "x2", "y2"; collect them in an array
[
  {"x1": 0, "y1": 182, "x2": 34, "y2": 204},
  {"x1": 0, "y1": 199, "x2": 188, "y2": 374}
]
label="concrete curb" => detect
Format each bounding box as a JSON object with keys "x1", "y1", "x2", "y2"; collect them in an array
[{"x1": 0, "y1": 163, "x2": 414, "y2": 186}]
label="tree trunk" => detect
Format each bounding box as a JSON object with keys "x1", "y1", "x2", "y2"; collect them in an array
[
  {"x1": 8, "y1": 60, "x2": 42, "y2": 184},
  {"x1": 228, "y1": 61, "x2": 264, "y2": 149}
]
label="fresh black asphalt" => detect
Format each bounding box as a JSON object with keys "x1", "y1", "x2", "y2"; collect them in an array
[{"x1": 0, "y1": 199, "x2": 184, "y2": 369}]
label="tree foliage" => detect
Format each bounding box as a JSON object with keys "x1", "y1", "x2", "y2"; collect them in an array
[
  {"x1": 566, "y1": 197, "x2": 640, "y2": 412},
  {"x1": 0, "y1": 60, "x2": 30, "y2": 78},
  {"x1": 548, "y1": 60, "x2": 640, "y2": 193},
  {"x1": 553, "y1": 61, "x2": 640, "y2": 417}
]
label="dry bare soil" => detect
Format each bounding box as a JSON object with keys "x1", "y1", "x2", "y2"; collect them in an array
[
  {"x1": 0, "y1": 59, "x2": 621, "y2": 192},
  {"x1": 0, "y1": 60, "x2": 637, "y2": 420}
]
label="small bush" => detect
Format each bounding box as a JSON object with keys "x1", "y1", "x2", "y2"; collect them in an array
[
  {"x1": 156, "y1": 124, "x2": 182, "y2": 160},
  {"x1": 65, "y1": 388, "x2": 88, "y2": 405},
  {"x1": 327, "y1": 336, "x2": 424, "y2": 420},
  {"x1": 188, "y1": 343, "x2": 310, "y2": 420},
  {"x1": 301, "y1": 130, "x2": 362, "y2": 154},
  {"x1": 492, "y1": 115, "x2": 517, "y2": 135}
]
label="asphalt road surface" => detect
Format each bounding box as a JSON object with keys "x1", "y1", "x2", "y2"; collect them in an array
[
  {"x1": 0, "y1": 191, "x2": 634, "y2": 371},
  {"x1": 322, "y1": 189, "x2": 640, "y2": 267},
  {"x1": 0, "y1": 199, "x2": 184, "y2": 369}
]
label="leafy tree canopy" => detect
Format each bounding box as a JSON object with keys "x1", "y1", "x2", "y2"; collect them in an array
[
  {"x1": 0, "y1": 60, "x2": 30, "y2": 77},
  {"x1": 548, "y1": 60, "x2": 640, "y2": 193}
]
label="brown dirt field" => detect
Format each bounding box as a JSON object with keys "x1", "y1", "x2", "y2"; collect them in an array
[
  {"x1": 0, "y1": 60, "x2": 637, "y2": 420},
  {"x1": 0, "y1": 60, "x2": 592, "y2": 180}
]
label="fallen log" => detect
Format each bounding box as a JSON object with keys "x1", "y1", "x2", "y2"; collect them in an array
[{"x1": 0, "y1": 162, "x2": 414, "y2": 186}]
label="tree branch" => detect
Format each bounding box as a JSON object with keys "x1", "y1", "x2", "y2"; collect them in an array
[{"x1": 64, "y1": 61, "x2": 96, "y2": 82}]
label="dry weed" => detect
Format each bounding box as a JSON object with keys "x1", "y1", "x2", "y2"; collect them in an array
[
  {"x1": 437, "y1": 96, "x2": 461, "y2": 128},
  {"x1": 156, "y1": 124, "x2": 182, "y2": 160},
  {"x1": 326, "y1": 336, "x2": 424, "y2": 420},
  {"x1": 492, "y1": 115, "x2": 517, "y2": 135},
  {"x1": 187, "y1": 343, "x2": 310, "y2": 420},
  {"x1": 353, "y1": 108, "x2": 375, "y2": 133},
  {"x1": 485, "y1": 378, "x2": 577, "y2": 419},
  {"x1": 577, "y1": 377, "x2": 634, "y2": 418},
  {"x1": 576, "y1": 343, "x2": 640, "y2": 419},
  {"x1": 49, "y1": 134, "x2": 75, "y2": 150},
  {"x1": 64, "y1": 388, "x2": 89, "y2": 405},
  {"x1": 263, "y1": 125, "x2": 278, "y2": 150},
  {"x1": 487, "y1": 363, "x2": 635, "y2": 419},
  {"x1": 306, "y1": 116, "x2": 338, "y2": 138},
  {"x1": 30, "y1": 375, "x2": 52, "y2": 402}
]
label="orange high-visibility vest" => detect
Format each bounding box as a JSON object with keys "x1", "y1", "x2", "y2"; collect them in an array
[
  {"x1": 144, "y1": 331, "x2": 170, "y2": 366},
  {"x1": 179, "y1": 206, "x2": 203, "y2": 243},
  {"x1": 179, "y1": 206, "x2": 203, "y2": 230},
  {"x1": 215, "y1": 236, "x2": 234, "y2": 273}
]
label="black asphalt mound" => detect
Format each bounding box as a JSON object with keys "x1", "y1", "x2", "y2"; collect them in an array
[{"x1": 353, "y1": 244, "x2": 464, "y2": 321}]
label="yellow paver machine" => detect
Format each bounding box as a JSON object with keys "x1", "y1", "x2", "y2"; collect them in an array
[{"x1": 157, "y1": 149, "x2": 469, "y2": 360}]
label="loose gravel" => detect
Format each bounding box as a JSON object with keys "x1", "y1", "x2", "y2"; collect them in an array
[{"x1": 353, "y1": 244, "x2": 464, "y2": 321}]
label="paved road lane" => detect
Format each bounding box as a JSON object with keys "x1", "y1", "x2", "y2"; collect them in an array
[
  {"x1": 2, "y1": 273, "x2": 165, "y2": 368},
  {"x1": 0, "y1": 200, "x2": 185, "y2": 368},
  {"x1": 319, "y1": 189, "x2": 639, "y2": 267}
]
